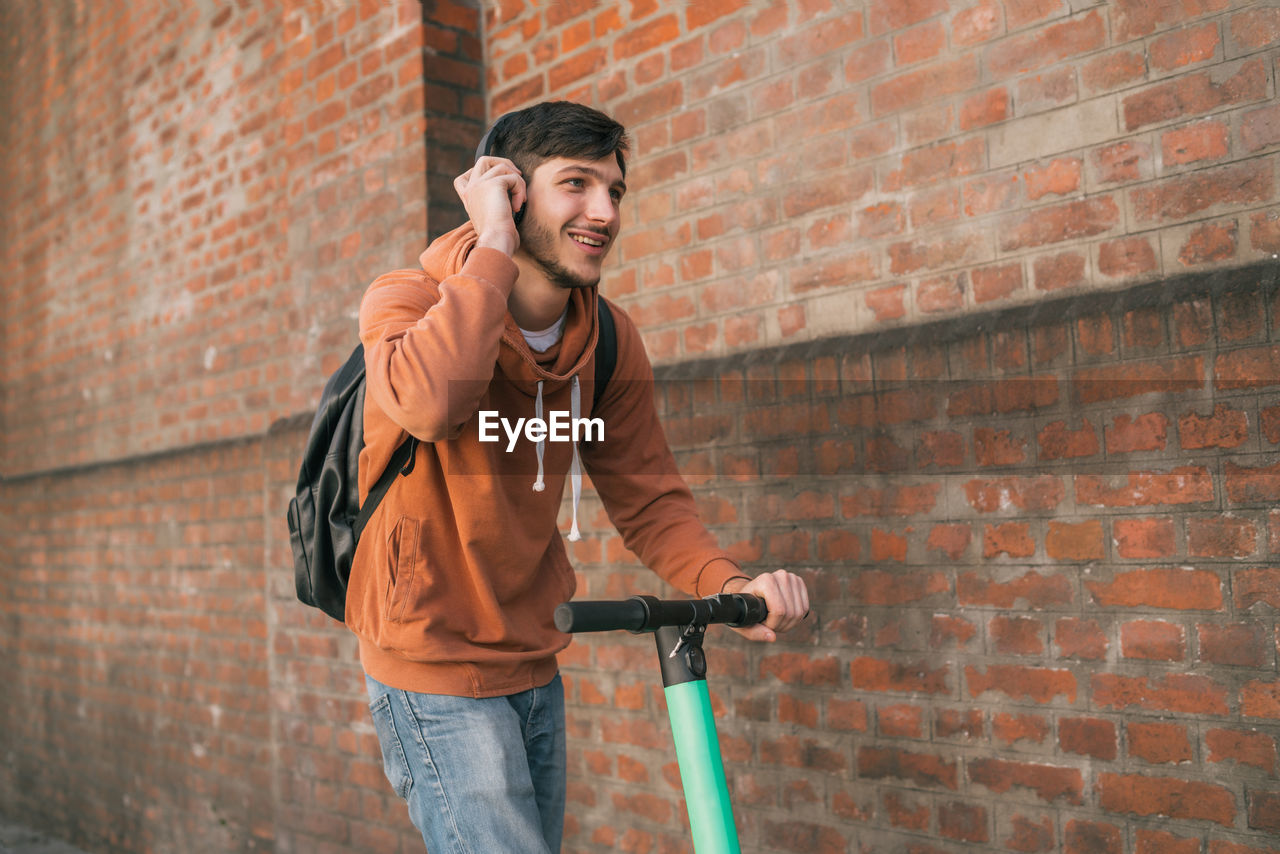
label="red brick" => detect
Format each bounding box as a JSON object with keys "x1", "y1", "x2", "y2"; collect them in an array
[
  {"x1": 983, "y1": 522, "x2": 1035, "y2": 558},
  {"x1": 966, "y1": 664, "x2": 1076, "y2": 703},
  {"x1": 1098, "y1": 236, "x2": 1158, "y2": 278},
  {"x1": 1243, "y1": 680, "x2": 1280, "y2": 719},
  {"x1": 1093, "y1": 672, "x2": 1230, "y2": 715},
  {"x1": 1064, "y1": 820, "x2": 1122, "y2": 854},
  {"x1": 879, "y1": 703, "x2": 925, "y2": 738},
  {"x1": 935, "y1": 708, "x2": 984, "y2": 740},
  {"x1": 1216, "y1": 344, "x2": 1280, "y2": 391},
  {"x1": 1163, "y1": 119, "x2": 1230, "y2": 166},
  {"x1": 917, "y1": 273, "x2": 967, "y2": 313},
  {"x1": 1082, "y1": 49, "x2": 1147, "y2": 94},
  {"x1": 895, "y1": 20, "x2": 946, "y2": 64},
  {"x1": 972, "y1": 263, "x2": 1023, "y2": 304},
  {"x1": 968, "y1": 758, "x2": 1083, "y2": 804},
  {"x1": 761, "y1": 820, "x2": 847, "y2": 853},
  {"x1": 1226, "y1": 459, "x2": 1280, "y2": 504},
  {"x1": 1004, "y1": 813, "x2": 1056, "y2": 853},
  {"x1": 1033, "y1": 252, "x2": 1087, "y2": 291},
  {"x1": 1111, "y1": 0, "x2": 1230, "y2": 40},
  {"x1": 1059, "y1": 716, "x2": 1118, "y2": 759},
  {"x1": 1205, "y1": 728, "x2": 1277, "y2": 774},
  {"x1": 1046, "y1": 519, "x2": 1105, "y2": 561},
  {"x1": 1243, "y1": 104, "x2": 1280, "y2": 154},
  {"x1": 868, "y1": 0, "x2": 949, "y2": 34},
  {"x1": 953, "y1": 2, "x2": 1002, "y2": 45},
  {"x1": 1087, "y1": 567, "x2": 1222, "y2": 609},
  {"x1": 1092, "y1": 140, "x2": 1152, "y2": 185},
  {"x1": 1249, "y1": 790, "x2": 1280, "y2": 832},
  {"x1": 849, "y1": 569, "x2": 948, "y2": 605},
  {"x1": 1179, "y1": 219, "x2": 1239, "y2": 267},
  {"x1": 858, "y1": 746, "x2": 959, "y2": 789},
  {"x1": 959, "y1": 568, "x2": 1073, "y2": 608},
  {"x1": 1024, "y1": 158, "x2": 1081, "y2": 201},
  {"x1": 918, "y1": 431, "x2": 966, "y2": 468},
  {"x1": 1199, "y1": 622, "x2": 1269, "y2": 667},
  {"x1": 960, "y1": 87, "x2": 1010, "y2": 130},
  {"x1": 938, "y1": 800, "x2": 989, "y2": 843},
  {"x1": 887, "y1": 138, "x2": 986, "y2": 190},
  {"x1": 1120, "y1": 619, "x2": 1186, "y2": 661},
  {"x1": 761, "y1": 734, "x2": 848, "y2": 772},
  {"x1": 1000, "y1": 197, "x2": 1120, "y2": 252},
  {"x1": 1113, "y1": 516, "x2": 1177, "y2": 558},
  {"x1": 1124, "y1": 58, "x2": 1266, "y2": 131},
  {"x1": 870, "y1": 56, "x2": 981, "y2": 116},
  {"x1": 987, "y1": 11, "x2": 1106, "y2": 77},
  {"x1": 1231, "y1": 6, "x2": 1280, "y2": 50},
  {"x1": 1038, "y1": 419, "x2": 1099, "y2": 460},
  {"x1": 993, "y1": 711, "x2": 1050, "y2": 744},
  {"x1": 883, "y1": 791, "x2": 929, "y2": 829},
  {"x1": 889, "y1": 232, "x2": 986, "y2": 274},
  {"x1": 990, "y1": 616, "x2": 1045, "y2": 656},
  {"x1": 1188, "y1": 514, "x2": 1257, "y2": 557},
  {"x1": 1055, "y1": 618, "x2": 1110, "y2": 660},
  {"x1": 1018, "y1": 66, "x2": 1080, "y2": 114},
  {"x1": 1235, "y1": 567, "x2": 1280, "y2": 610},
  {"x1": 1128, "y1": 721, "x2": 1193, "y2": 764},
  {"x1": 851, "y1": 657, "x2": 951, "y2": 695},
  {"x1": 1075, "y1": 466, "x2": 1213, "y2": 508},
  {"x1": 1099, "y1": 773, "x2": 1235, "y2": 826},
  {"x1": 1135, "y1": 829, "x2": 1202, "y2": 854},
  {"x1": 932, "y1": 614, "x2": 979, "y2": 648},
  {"x1": 1151, "y1": 21, "x2": 1221, "y2": 71},
  {"x1": 613, "y1": 13, "x2": 681, "y2": 59}
]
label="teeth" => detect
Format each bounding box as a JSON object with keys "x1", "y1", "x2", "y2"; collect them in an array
[{"x1": 572, "y1": 234, "x2": 604, "y2": 247}]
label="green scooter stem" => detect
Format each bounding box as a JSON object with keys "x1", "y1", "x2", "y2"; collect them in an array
[{"x1": 655, "y1": 624, "x2": 740, "y2": 853}]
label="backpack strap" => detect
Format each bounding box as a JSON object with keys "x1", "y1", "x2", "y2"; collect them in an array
[
  {"x1": 353, "y1": 435, "x2": 417, "y2": 541},
  {"x1": 594, "y1": 297, "x2": 617, "y2": 410}
]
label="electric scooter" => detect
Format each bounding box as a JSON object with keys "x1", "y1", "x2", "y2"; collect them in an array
[{"x1": 555, "y1": 593, "x2": 768, "y2": 854}]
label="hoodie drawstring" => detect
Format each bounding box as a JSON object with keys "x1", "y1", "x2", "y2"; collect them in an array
[
  {"x1": 568, "y1": 375, "x2": 583, "y2": 542},
  {"x1": 529, "y1": 377, "x2": 583, "y2": 542},
  {"x1": 532, "y1": 380, "x2": 546, "y2": 492}
]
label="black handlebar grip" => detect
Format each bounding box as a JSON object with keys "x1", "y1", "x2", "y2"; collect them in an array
[{"x1": 554, "y1": 599, "x2": 649, "y2": 633}]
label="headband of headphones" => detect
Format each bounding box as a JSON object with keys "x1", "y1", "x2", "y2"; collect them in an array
[{"x1": 475, "y1": 111, "x2": 519, "y2": 162}]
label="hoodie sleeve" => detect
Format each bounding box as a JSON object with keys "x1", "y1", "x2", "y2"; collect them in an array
[
  {"x1": 581, "y1": 306, "x2": 749, "y2": 599},
  {"x1": 360, "y1": 245, "x2": 517, "y2": 442}
]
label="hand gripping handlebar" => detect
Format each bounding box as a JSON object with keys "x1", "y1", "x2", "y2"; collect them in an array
[{"x1": 553, "y1": 593, "x2": 767, "y2": 634}]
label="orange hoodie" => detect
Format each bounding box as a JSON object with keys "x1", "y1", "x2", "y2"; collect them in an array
[{"x1": 350, "y1": 223, "x2": 747, "y2": 698}]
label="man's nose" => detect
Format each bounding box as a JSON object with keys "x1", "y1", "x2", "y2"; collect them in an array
[{"x1": 585, "y1": 188, "x2": 619, "y2": 226}]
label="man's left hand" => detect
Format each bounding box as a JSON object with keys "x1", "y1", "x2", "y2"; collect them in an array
[{"x1": 722, "y1": 570, "x2": 810, "y2": 642}]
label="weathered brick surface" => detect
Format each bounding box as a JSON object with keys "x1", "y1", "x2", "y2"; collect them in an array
[{"x1": 3, "y1": 2, "x2": 1280, "y2": 854}]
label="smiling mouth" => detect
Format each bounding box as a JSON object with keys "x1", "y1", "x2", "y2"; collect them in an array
[{"x1": 570, "y1": 233, "x2": 607, "y2": 248}]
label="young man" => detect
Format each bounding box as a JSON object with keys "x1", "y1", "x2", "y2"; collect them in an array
[{"x1": 350, "y1": 101, "x2": 809, "y2": 852}]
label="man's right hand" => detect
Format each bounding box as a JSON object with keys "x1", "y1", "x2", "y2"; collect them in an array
[{"x1": 454, "y1": 156, "x2": 525, "y2": 256}]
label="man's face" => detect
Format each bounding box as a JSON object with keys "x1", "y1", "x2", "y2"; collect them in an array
[{"x1": 515, "y1": 155, "x2": 626, "y2": 290}]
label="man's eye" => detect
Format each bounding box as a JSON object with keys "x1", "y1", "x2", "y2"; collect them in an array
[{"x1": 566, "y1": 178, "x2": 585, "y2": 188}]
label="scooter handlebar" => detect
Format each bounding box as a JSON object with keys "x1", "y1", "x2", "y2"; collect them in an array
[{"x1": 554, "y1": 593, "x2": 767, "y2": 634}]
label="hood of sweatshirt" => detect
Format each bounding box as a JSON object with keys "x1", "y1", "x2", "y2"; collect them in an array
[{"x1": 418, "y1": 223, "x2": 600, "y2": 399}]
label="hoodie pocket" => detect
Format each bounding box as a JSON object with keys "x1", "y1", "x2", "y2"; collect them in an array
[{"x1": 384, "y1": 516, "x2": 421, "y2": 623}]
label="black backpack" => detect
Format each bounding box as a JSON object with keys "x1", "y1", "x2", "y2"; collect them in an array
[{"x1": 286, "y1": 299, "x2": 619, "y2": 622}]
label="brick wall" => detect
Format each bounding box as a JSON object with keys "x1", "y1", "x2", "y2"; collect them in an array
[
  {"x1": 2, "y1": 1, "x2": 1280, "y2": 853},
  {"x1": 561, "y1": 263, "x2": 1280, "y2": 853},
  {"x1": 0, "y1": 0, "x2": 433, "y2": 476},
  {"x1": 486, "y1": 0, "x2": 1280, "y2": 363}
]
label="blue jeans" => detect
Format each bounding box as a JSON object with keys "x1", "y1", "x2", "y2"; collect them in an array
[{"x1": 365, "y1": 673, "x2": 566, "y2": 853}]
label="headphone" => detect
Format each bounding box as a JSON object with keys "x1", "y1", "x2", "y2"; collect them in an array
[{"x1": 474, "y1": 112, "x2": 524, "y2": 225}]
